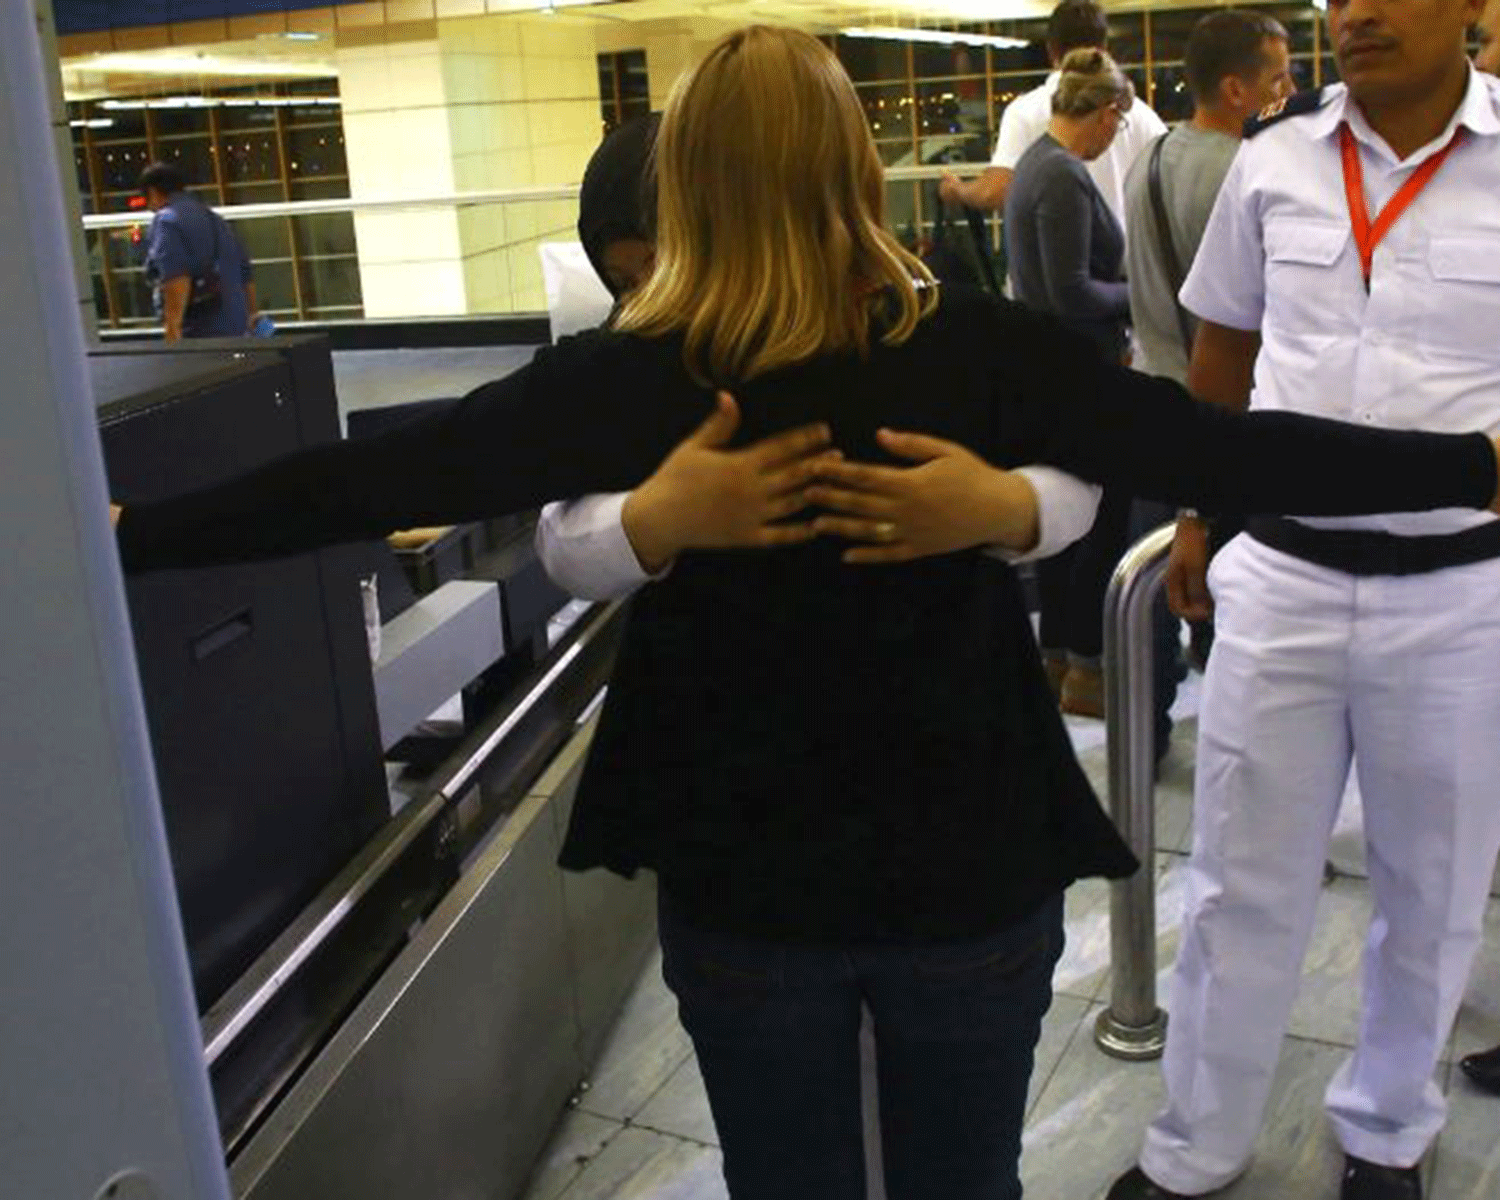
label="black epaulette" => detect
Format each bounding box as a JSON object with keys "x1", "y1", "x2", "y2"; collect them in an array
[{"x1": 1241, "y1": 87, "x2": 1326, "y2": 138}]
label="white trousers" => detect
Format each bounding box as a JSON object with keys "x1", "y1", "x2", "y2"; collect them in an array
[{"x1": 1140, "y1": 535, "x2": 1500, "y2": 1193}]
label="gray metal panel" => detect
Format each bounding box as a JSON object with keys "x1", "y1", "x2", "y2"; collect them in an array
[
  {"x1": 0, "y1": 5, "x2": 229, "y2": 1197},
  {"x1": 544, "y1": 725, "x2": 660, "y2": 1068},
  {"x1": 231, "y1": 789, "x2": 583, "y2": 1200},
  {"x1": 372, "y1": 580, "x2": 505, "y2": 749}
]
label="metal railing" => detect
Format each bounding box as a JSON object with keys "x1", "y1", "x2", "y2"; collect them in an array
[
  {"x1": 77, "y1": 162, "x2": 992, "y2": 231},
  {"x1": 1094, "y1": 523, "x2": 1176, "y2": 1061}
]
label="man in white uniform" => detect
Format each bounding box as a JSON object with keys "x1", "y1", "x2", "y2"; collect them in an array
[
  {"x1": 1107, "y1": 0, "x2": 1500, "y2": 1196},
  {"x1": 1448, "y1": 0, "x2": 1500, "y2": 1105},
  {"x1": 941, "y1": 0, "x2": 1166, "y2": 232}
]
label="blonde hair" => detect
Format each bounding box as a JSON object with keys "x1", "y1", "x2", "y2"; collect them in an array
[
  {"x1": 1052, "y1": 47, "x2": 1135, "y2": 117},
  {"x1": 613, "y1": 26, "x2": 937, "y2": 385}
]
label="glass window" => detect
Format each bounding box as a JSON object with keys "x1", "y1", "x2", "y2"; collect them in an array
[
  {"x1": 107, "y1": 237, "x2": 146, "y2": 279},
  {"x1": 225, "y1": 181, "x2": 285, "y2": 206},
  {"x1": 222, "y1": 132, "x2": 281, "y2": 183},
  {"x1": 92, "y1": 107, "x2": 147, "y2": 143},
  {"x1": 289, "y1": 177, "x2": 350, "y2": 201},
  {"x1": 235, "y1": 216, "x2": 292, "y2": 263},
  {"x1": 992, "y1": 70, "x2": 1049, "y2": 113},
  {"x1": 1107, "y1": 11, "x2": 1147, "y2": 66},
  {"x1": 291, "y1": 213, "x2": 357, "y2": 259},
  {"x1": 912, "y1": 40, "x2": 987, "y2": 79},
  {"x1": 298, "y1": 256, "x2": 362, "y2": 314},
  {"x1": 92, "y1": 142, "x2": 151, "y2": 196},
  {"x1": 874, "y1": 138, "x2": 916, "y2": 167},
  {"x1": 858, "y1": 83, "x2": 912, "y2": 141},
  {"x1": 1150, "y1": 64, "x2": 1194, "y2": 124},
  {"x1": 73, "y1": 145, "x2": 92, "y2": 202},
  {"x1": 155, "y1": 137, "x2": 216, "y2": 190},
  {"x1": 108, "y1": 262, "x2": 155, "y2": 322},
  {"x1": 885, "y1": 179, "x2": 922, "y2": 249},
  {"x1": 987, "y1": 40, "x2": 1049, "y2": 76},
  {"x1": 837, "y1": 36, "x2": 909, "y2": 84},
  {"x1": 988, "y1": 17, "x2": 1050, "y2": 49},
  {"x1": 916, "y1": 80, "x2": 991, "y2": 162},
  {"x1": 619, "y1": 49, "x2": 649, "y2": 102},
  {"x1": 285, "y1": 127, "x2": 347, "y2": 178},
  {"x1": 218, "y1": 104, "x2": 279, "y2": 133},
  {"x1": 284, "y1": 102, "x2": 341, "y2": 127},
  {"x1": 1260, "y1": 3, "x2": 1319, "y2": 56},
  {"x1": 1147, "y1": 9, "x2": 1199, "y2": 64},
  {"x1": 597, "y1": 50, "x2": 648, "y2": 133},
  {"x1": 250, "y1": 259, "x2": 299, "y2": 314},
  {"x1": 151, "y1": 107, "x2": 210, "y2": 138}
]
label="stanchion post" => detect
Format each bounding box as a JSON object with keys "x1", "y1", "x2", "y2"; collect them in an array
[{"x1": 1093, "y1": 524, "x2": 1176, "y2": 1060}]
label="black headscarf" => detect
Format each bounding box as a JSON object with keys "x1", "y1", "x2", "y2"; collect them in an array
[{"x1": 577, "y1": 113, "x2": 660, "y2": 297}]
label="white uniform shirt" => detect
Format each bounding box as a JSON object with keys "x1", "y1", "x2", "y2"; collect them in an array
[
  {"x1": 991, "y1": 71, "x2": 1168, "y2": 233},
  {"x1": 1182, "y1": 70, "x2": 1500, "y2": 536},
  {"x1": 536, "y1": 467, "x2": 1102, "y2": 601}
]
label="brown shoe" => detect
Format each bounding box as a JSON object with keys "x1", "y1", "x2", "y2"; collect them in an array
[
  {"x1": 1060, "y1": 663, "x2": 1105, "y2": 719},
  {"x1": 1042, "y1": 650, "x2": 1068, "y2": 699}
]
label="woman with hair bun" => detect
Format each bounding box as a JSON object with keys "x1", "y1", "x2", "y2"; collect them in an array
[{"x1": 1005, "y1": 47, "x2": 1140, "y2": 717}]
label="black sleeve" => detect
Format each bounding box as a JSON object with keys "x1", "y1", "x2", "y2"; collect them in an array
[
  {"x1": 985, "y1": 299, "x2": 1497, "y2": 515},
  {"x1": 1033, "y1": 165, "x2": 1131, "y2": 323},
  {"x1": 117, "y1": 335, "x2": 707, "y2": 573}
]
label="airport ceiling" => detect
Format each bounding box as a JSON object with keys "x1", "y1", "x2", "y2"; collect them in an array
[{"x1": 54, "y1": 0, "x2": 1300, "y2": 98}]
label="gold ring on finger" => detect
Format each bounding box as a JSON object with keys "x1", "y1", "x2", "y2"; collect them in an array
[{"x1": 874, "y1": 521, "x2": 898, "y2": 542}]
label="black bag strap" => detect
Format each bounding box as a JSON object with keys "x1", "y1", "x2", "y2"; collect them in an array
[
  {"x1": 1146, "y1": 132, "x2": 1196, "y2": 355},
  {"x1": 963, "y1": 204, "x2": 1001, "y2": 297}
]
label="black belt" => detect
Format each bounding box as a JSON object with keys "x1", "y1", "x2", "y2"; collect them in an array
[{"x1": 1245, "y1": 516, "x2": 1500, "y2": 576}]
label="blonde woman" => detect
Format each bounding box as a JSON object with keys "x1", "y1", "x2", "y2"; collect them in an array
[{"x1": 113, "y1": 27, "x2": 1500, "y2": 1200}]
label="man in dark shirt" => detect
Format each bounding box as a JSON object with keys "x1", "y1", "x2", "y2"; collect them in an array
[{"x1": 140, "y1": 162, "x2": 258, "y2": 341}]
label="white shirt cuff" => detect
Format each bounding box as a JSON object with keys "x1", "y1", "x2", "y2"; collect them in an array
[
  {"x1": 534, "y1": 493, "x2": 669, "y2": 601},
  {"x1": 985, "y1": 466, "x2": 1102, "y2": 564}
]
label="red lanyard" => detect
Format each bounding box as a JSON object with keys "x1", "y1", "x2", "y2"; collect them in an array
[{"x1": 1339, "y1": 122, "x2": 1465, "y2": 288}]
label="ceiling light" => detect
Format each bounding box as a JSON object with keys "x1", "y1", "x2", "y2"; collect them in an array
[
  {"x1": 72, "y1": 51, "x2": 335, "y2": 79},
  {"x1": 99, "y1": 96, "x2": 340, "y2": 110},
  {"x1": 840, "y1": 26, "x2": 1030, "y2": 50}
]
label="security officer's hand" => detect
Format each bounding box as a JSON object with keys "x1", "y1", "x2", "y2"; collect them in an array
[
  {"x1": 621, "y1": 392, "x2": 833, "y2": 574},
  {"x1": 1165, "y1": 515, "x2": 1213, "y2": 620}
]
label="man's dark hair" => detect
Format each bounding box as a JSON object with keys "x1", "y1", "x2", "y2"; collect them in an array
[
  {"x1": 1047, "y1": 1, "x2": 1110, "y2": 57},
  {"x1": 1184, "y1": 10, "x2": 1289, "y2": 106},
  {"x1": 139, "y1": 161, "x2": 187, "y2": 196}
]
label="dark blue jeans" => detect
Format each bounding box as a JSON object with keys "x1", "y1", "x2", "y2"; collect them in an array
[{"x1": 658, "y1": 891, "x2": 1066, "y2": 1200}]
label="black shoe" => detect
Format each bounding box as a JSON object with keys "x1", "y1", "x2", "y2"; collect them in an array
[
  {"x1": 1341, "y1": 1155, "x2": 1421, "y2": 1200},
  {"x1": 1105, "y1": 1166, "x2": 1198, "y2": 1200},
  {"x1": 1459, "y1": 1042, "x2": 1500, "y2": 1096}
]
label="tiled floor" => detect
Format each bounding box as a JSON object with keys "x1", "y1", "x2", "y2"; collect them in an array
[{"x1": 513, "y1": 674, "x2": 1500, "y2": 1200}]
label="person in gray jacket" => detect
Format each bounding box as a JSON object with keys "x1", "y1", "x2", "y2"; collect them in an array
[{"x1": 1003, "y1": 47, "x2": 1134, "y2": 716}]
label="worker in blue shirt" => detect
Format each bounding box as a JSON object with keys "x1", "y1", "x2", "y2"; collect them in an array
[{"x1": 139, "y1": 162, "x2": 260, "y2": 341}]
